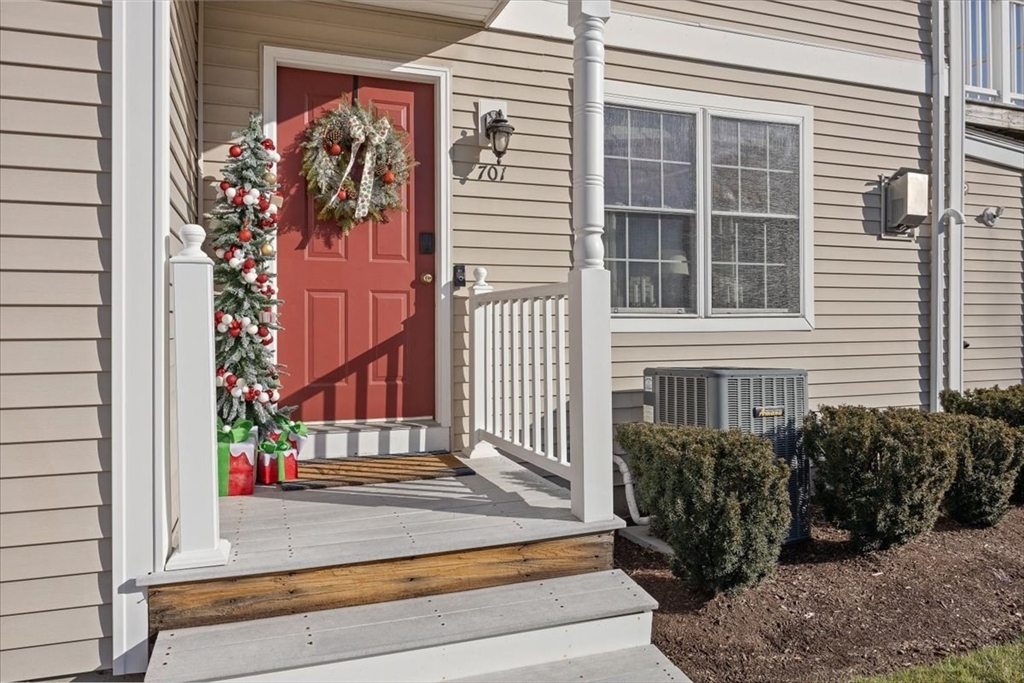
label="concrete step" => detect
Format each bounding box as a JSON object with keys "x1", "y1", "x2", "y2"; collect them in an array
[
  {"x1": 450, "y1": 645, "x2": 692, "y2": 682},
  {"x1": 300, "y1": 420, "x2": 449, "y2": 458},
  {"x1": 145, "y1": 570, "x2": 657, "y2": 682}
]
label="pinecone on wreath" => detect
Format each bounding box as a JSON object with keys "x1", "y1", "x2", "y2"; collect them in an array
[{"x1": 323, "y1": 127, "x2": 344, "y2": 150}]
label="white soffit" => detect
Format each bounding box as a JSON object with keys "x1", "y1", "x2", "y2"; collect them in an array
[
  {"x1": 965, "y1": 131, "x2": 1024, "y2": 171},
  {"x1": 337, "y1": 0, "x2": 507, "y2": 25},
  {"x1": 491, "y1": 0, "x2": 931, "y2": 95}
]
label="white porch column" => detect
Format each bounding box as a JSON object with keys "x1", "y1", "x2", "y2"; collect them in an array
[
  {"x1": 466, "y1": 267, "x2": 499, "y2": 458},
  {"x1": 568, "y1": 0, "x2": 614, "y2": 523},
  {"x1": 164, "y1": 225, "x2": 231, "y2": 570}
]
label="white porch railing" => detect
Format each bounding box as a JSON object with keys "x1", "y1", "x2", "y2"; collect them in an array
[
  {"x1": 964, "y1": 0, "x2": 1024, "y2": 106},
  {"x1": 467, "y1": 269, "x2": 570, "y2": 478}
]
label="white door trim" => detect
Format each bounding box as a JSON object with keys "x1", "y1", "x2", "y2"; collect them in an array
[{"x1": 260, "y1": 46, "x2": 453, "y2": 445}]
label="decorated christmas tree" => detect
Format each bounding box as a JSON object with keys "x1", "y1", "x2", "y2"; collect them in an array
[{"x1": 209, "y1": 112, "x2": 289, "y2": 434}]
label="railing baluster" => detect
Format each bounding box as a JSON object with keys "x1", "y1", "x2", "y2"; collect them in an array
[
  {"x1": 520, "y1": 299, "x2": 530, "y2": 450},
  {"x1": 544, "y1": 297, "x2": 555, "y2": 460},
  {"x1": 532, "y1": 298, "x2": 543, "y2": 454},
  {"x1": 511, "y1": 299, "x2": 520, "y2": 445},
  {"x1": 484, "y1": 302, "x2": 494, "y2": 435},
  {"x1": 556, "y1": 295, "x2": 568, "y2": 466}
]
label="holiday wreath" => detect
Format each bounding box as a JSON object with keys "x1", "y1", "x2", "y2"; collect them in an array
[{"x1": 302, "y1": 101, "x2": 416, "y2": 234}]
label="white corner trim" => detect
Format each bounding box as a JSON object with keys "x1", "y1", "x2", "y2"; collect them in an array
[
  {"x1": 491, "y1": 0, "x2": 930, "y2": 94},
  {"x1": 965, "y1": 132, "x2": 1024, "y2": 171},
  {"x1": 260, "y1": 47, "x2": 454, "y2": 440},
  {"x1": 605, "y1": 82, "x2": 815, "y2": 334},
  {"x1": 111, "y1": 0, "x2": 160, "y2": 675}
]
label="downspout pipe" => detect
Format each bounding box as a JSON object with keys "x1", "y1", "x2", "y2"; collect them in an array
[
  {"x1": 613, "y1": 455, "x2": 649, "y2": 526},
  {"x1": 948, "y1": 1, "x2": 967, "y2": 394},
  {"x1": 930, "y1": 0, "x2": 947, "y2": 412}
]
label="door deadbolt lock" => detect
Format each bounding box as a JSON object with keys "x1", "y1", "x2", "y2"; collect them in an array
[{"x1": 421, "y1": 273, "x2": 434, "y2": 284}]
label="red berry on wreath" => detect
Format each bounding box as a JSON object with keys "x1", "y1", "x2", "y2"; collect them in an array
[
  {"x1": 232, "y1": 195, "x2": 244, "y2": 206},
  {"x1": 256, "y1": 273, "x2": 269, "y2": 284},
  {"x1": 336, "y1": 189, "x2": 347, "y2": 201},
  {"x1": 258, "y1": 326, "x2": 269, "y2": 337},
  {"x1": 219, "y1": 180, "x2": 231, "y2": 191},
  {"x1": 382, "y1": 170, "x2": 396, "y2": 184},
  {"x1": 229, "y1": 145, "x2": 243, "y2": 158},
  {"x1": 238, "y1": 228, "x2": 252, "y2": 243},
  {"x1": 329, "y1": 143, "x2": 342, "y2": 156}
]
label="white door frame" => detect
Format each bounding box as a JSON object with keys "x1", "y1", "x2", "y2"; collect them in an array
[{"x1": 260, "y1": 46, "x2": 453, "y2": 440}]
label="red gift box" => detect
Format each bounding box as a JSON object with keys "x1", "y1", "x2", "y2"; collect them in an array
[
  {"x1": 224, "y1": 443, "x2": 255, "y2": 496},
  {"x1": 257, "y1": 448, "x2": 297, "y2": 485}
]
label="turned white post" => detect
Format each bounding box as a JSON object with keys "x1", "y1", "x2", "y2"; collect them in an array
[
  {"x1": 164, "y1": 224, "x2": 231, "y2": 570},
  {"x1": 466, "y1": 267, "x2": 499, "y2": 458},
  {"x1": 568, "y1": 0, "x2": 614, "y2": 522}
]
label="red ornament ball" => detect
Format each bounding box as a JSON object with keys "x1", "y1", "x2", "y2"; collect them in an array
[
  {"x1": 261, "y1": 219, "x2": 274, "y2": 228},
  {"x1": 232, "y1": 195, "x2": 244, "y2": 206},
  {"x1": 256, "y1": 273, "x2": 269, "y2": 284},
  {"x1": 243, "y1": 258, "x2": 256, "y2": 270},
  {"x1": 262, "y1": 337, "x2": 274, "y2": 346},
  {"x1": 382, "y1": 170, "x2": 396, "y2": 184},
  {"x1": 238, "y1": 228, "x2": 252, "y2": 243},
  {"x1": 329, "y1": 143, "x2": 342, "y2": 156},
  {"x1": 219, "y1": 181, "x2": 231, "y2": 191},
  {"x1": 261, "y1": 139, "x2": 276, "y2": 151},
  {"x1": 216, "y1": 367, "x2": 226, "y2": 377},
  {"x1": 215, "y1": 311, "x2": 225, "y2": 323},
  {"x1": 258, "y1": 326, "x2": 269, "y2": 337},
  {"x1": 229, "y1": 328, "x2": 241, "y2": 338},
  {"x1": 336, "y1": 189, "x2": 347, "y2": 201},
  {"x1": 258, "y1": 199, "x2": 270, "y2": 212},
  {"x1": 229, "y1": 145, "x2": 243, "y2": 158},
  {"x1": 225, "y1": 374, "x2": 237, "y2": 386}
]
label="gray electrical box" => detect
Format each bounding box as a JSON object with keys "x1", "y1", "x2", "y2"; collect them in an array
[
  {"x1": 885, "y1": 169, "x2": 929, "y2": 233},
  {"x1": 643, "y1": 367, "x2": 810, "y2": 544}
]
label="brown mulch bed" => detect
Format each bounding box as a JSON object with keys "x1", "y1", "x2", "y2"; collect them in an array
[{"x1": 614, "y1": 506, "x2": 1024, "y2": 683}]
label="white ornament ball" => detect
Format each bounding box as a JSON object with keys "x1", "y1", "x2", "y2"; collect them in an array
[
  {"x1": 216, "y1": 376, "x2": 225, "y2": 387},
  {"x1": 271, "y1": 389, "x2": 280, "y2": 402},
  {"x1": 238, "y1": 384, "x2": 248, "y2": 394},
  {"x1": 243, "y1": 195, "x2": 256, "y2": 206},
  {"x1": 230, "y1": 387, "x2": 242, "y2": 398},
  {"x1": 241, "y1": 316, "x2": 251, "y2": 326},
  {"x1": 228, "y1": 257, "x2": 240, "y2": 268},
  {"x1": 268, "y1": 204, "x2": 278, "y2": 215},
  {"x1": 243, "y1": 271, "x2": 258, "y2": 283},
  {"x1": 253, "y1": 383, "x2": 263, "y2": 391},
  {"x1": 259, "y1": 392, "x2": 270, "y2": 404},
  {"x1": 222, "y1": 314, "x2": 233, "y2": 324},
  {"x1": 215, "y1": 248, "x2": 226, "y2": 258},
  {"x1": 270, "y1": 151, "x2": 281, "y2": 163},
  {"x1": 251, "y1": 284, "x2": 261, "y2": 292},
  {"x1": 248, "y1": 188, "x2": 261, "y2": 198},
  {"x1": 216, "y1": 323, "x2": 228, "y2": 333},
  {"x1": 225, "y1": 187, "x2": 237, "y2": 199},
  {"x1": 246, "y1": 324, "x2": 259, "y2": 335},
  {"x1": 222, "y1": 425, "x2": 231, "y2": 433}
]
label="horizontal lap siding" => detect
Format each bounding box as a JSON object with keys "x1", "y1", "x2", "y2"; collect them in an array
[
  {"x1": 203, "y1": 1, "x2": 931, "y2": 450},
  {"x1": 615, "y1": 0, "x2": 930, "y2": 61},
  {"x1": 962, "y1": 158, "x2": 1024, "y2": 389},
  {"x1": 0, "y1": 1, "x2": 113, "y2": 680}
]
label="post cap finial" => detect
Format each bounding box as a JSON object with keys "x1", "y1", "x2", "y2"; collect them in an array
[
  {"x1": 473, "y1": 267, "x2": 488, "y2": 287},
  {"x1": 180, "y1": 224, "x2": 207, "y2": 256}
]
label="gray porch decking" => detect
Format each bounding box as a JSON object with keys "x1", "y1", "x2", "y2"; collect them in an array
[{"x1": 138, "y1": 454, "x2": 622, "y2": 587}]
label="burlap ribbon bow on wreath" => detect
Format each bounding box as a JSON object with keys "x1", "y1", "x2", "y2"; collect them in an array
[{"x1": 302, "y1": 101, "x2": 415, "y2": 235}]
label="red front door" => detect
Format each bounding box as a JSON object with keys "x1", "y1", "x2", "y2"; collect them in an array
[{"x1": 276, "y1": 67, "x2": 435, "y2": 422}]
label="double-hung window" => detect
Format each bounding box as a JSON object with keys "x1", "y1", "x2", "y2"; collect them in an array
[{"x1": 603, "y1": 82, "x2": 814, "y2": 333}]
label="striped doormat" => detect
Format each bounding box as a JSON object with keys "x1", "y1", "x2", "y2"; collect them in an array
[{"x1": 279, "y1": 454, "x2": 475, "y2": 490}]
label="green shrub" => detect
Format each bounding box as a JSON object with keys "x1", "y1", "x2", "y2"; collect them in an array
[
  {"x1": 616, "y1": 423, "x2": 791, "y2": 594},
  {"x1": 945, "y1": 414, "x2": 1024, "y2": 527},
  {"x1": 803, "y1": 406, "x2": 959, "y2": 552},
  {"x1": 941, "y1": 384, "x2": 1024, "y2": 502}
]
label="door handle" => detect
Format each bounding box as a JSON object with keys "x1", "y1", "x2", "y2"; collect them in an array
[{"x1": 421, "y1": 273, "x2": 434, "y2": 284}]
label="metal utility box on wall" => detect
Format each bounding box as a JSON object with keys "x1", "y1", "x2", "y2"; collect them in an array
[
  {"x1": 642, "y1": 367, "x2": 811, "y2": 544},
  {"x1": 882, "y1": 168, "x2": 929, "y2": 235}
]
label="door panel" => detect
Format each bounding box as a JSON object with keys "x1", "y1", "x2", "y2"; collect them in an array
[{"x1": 276, "y1": 67, "x2": 435, "y2": 422}]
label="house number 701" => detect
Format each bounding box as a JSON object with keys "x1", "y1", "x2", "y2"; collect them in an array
[{"x1": 476, "y1": 164, "x2": 507, "y2": 181}]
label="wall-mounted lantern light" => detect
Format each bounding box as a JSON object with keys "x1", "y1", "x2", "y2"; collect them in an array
[{"x1": 477, "y1": 99, "x2": 514, "y2": 163}]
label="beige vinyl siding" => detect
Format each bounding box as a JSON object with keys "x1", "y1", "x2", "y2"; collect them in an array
[
  {"x1": 166, "y1": 0, "x2": 199, "y2": 562},
  {"x1": 202, "y1": 1, "x2": 932, "y2": 449},
  {"x1": 962, "y1": 158, "x2": 1024, "y2": 389},
  {"x1": 615, "y1": 0, "x2": 930, "y2": 61},
  {"x1": 0, "y1": 1, "x2": 113, "y2": 680}
]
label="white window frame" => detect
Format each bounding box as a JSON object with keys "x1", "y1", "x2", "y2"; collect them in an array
[{"x1": 605, "y1": 81, "x2": 815, "y2": 334}]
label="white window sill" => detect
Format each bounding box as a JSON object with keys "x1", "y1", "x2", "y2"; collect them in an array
[{"x1": 610, "y1": 315, "x2": 814, "y2": 334}]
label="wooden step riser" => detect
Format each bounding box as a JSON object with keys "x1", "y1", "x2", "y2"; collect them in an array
[
  {"x1": 147, "y1": 532, "x2": 614, "y2": 635},
  {"x1": 202, "y1": 612, "x2": 653, "y2": 683}
]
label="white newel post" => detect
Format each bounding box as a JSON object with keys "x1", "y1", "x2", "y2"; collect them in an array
[
  {"x1": 568, "y1": 0, "x2": 614, "y2": 523},
  {"x1": 466, "y1": 267, "x2": 499, "y2": 458},
  {"x1": 164, "y1": 224, "x2": 231, "y2": 570}
]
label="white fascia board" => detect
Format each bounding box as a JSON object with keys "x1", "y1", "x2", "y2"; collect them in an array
[
  {"x1": 965, "y1": 133, "x2": 1024, "y2": 171},
  {"x1": 491, "y1": 0, "x2": 930, "y2": 95}
]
